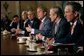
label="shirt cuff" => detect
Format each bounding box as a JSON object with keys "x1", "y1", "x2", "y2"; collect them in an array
[
  {"x1": 20, "y1": 31, "x2": 25, "y2": 34},
  {"x1": 31, "y1": 29, "x2": 35, "y2": 34}
]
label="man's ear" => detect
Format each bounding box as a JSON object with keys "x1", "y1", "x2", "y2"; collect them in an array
[
  {"x1": 44, "y1": 12, "x2": 47, "y2": 16},
  {"x1": 54, "y1": 14, "x2": 57, "y2": 19},
  {"x1": 74, "y1": 11, "x2": 79, "y2": 17}
]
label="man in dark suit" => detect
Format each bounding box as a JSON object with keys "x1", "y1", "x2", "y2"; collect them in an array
[
  {"x1": 48, "y1": 6, "x2": 70, "y2": 43},
  {"x1": 57, "y1": 2, "x2": 83, "y2": 44},
  {"x1": 26, "y1": 9, "x2": 41, "y2": 36},
  {"x1": 26, "y1": 6, "x2": 52, "y2": 36},
  {"x1": 64, "y1": 2, "x2": 83, "y2": 55},
  {"x1": 27, "y1": 9, "x2": 40, "y2": 29},
  {"x1": 14, "y1": 11, "x2": 29, "y2": 36},
  {"x1": 9, "y1": 15, "x2": 23, "y2": 37},
  {"x1": 15, "y1": 10, "x2": 40, "y2": 36},
  {"x1": 9, "y1": 15, "x2": 21, "y2": 31},
  {"x1": 51, "y1": 3, "x2": 83, "y2": 54}
]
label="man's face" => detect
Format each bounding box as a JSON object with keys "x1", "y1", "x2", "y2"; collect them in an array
[
  {"x1": 37, "y1": 8, "x2": 45, "y2": 20},
  {"x1": 27, "y1": 11, "x2": 34, "y2": 20},
  {"x1": 64, "y1": 5, "x2": 75, "y2": 22},
  {"x1": 13, "y1": 17, "x2": 19, "y2": 23},
  {"x1": 49, "y1": 9, "x2": 57, "y2": 22}
]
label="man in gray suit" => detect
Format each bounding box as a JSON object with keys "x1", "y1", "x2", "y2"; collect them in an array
[
  {"x1": 26, "y1": 6, "x2": 52, "y2": 36},
  {"x1": 47, "y1": 6, "x2": 70, "y2": 43}
]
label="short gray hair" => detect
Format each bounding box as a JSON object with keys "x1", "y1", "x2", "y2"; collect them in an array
[{"x1": 50, "y1": 6, "x2": 64, "y2": 18}]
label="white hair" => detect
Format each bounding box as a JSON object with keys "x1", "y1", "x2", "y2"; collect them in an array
[
  {"x1": 22, "y1": 11, "x2": 27, "y2": 15},
  {"x1": 50, "y1": 7, "x2": 59, "y2": 14}
]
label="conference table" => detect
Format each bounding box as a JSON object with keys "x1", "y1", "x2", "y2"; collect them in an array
[{"x1": 1, "y1": 33, "x2": 75, "y2": 55}]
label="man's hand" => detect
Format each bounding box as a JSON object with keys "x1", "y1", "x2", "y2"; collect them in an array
[
  {"x1": 11, "y1": 28, "x2": 16, "y2": 32},
  {"x1": 36, "y1": 33, "x2": 43, "y2": 40},
  {"x1": 15, "y1": 28, "x2": 22, "y2": 34},
  {"x1": 26, "y1": 25, "x2": 32, "y2": 32},
  {"x1": 46, "y1": 38, "x2": 55, "y2": 45}
]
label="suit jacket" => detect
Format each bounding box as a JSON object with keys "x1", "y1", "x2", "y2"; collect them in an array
[
  {"x1": 27, "y1": 18, "x2": 40, "y2": 29},
  {"x1": 19, "y1": 19, "x2": 29, "y2": 36},
  {"x1": 34, "y1": 16, "x2": 52, "y2": 36},
  {"x1": 9, "y1": 19, "x2": 23, "y2": 30},
  {"x1": 22, "y1": 18, "x2": 40, "y2": 36},
  {"x1": 77, "y1": 34, "x2": 83, "y2": 46},
  {"x1": 49, "y1": 18, "x2": 70, "y2": 42},
  {"x1": 56, "y1": 19, "x2": 83, "y2": 44}
]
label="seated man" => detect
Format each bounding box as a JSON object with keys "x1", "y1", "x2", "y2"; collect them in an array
[
  {"x1": 49, "y1": 6, "x2": 70, "y2": 42},
  {"x1": 9, "y1": 15, "x2": 22, "y2": 36},
  {"x1": 60, "y1": 2, "x2": 83, "y2": 44},
  {"x1": 47, "y1": 2, "x2": 83, "y2": 44},
  {"x1": 26, "y1": 6, "x2": 52, "y2": 37},
  {"x1": 60, "y1": 2, "x2": 83, "y2": 55},
  {"x1": 15, "y1": 9, "x2": 40, "y2": 36},
  {"x1": 27, "y1": 8, "x2": 40, "y2": 30},
  {"x1": 43, "y1": 6, "x2": 70, "y2": 51},
  {"x1": 26, "y1": 8, "x2": 41, "y2": 36},
  {"x1": 15, "y1": 11, "x2": 29, "y2": 36}
]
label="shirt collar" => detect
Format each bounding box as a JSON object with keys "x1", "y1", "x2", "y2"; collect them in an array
[
  {"x1": 55, "y1": 18, "x2": 61, "y2": 24},
  {"x1": 70, "y1": 20, "x2": 77, "y2": 26},
  {"x1": 30, "y1": 20, "x2": 33, "y2": 23},
  {"x1": 70, "y1": 22, "x2": 73, "y2": 26},
  {"x1": 41, "y1": 16, "x2": 46, "y2": 23},
  {"x1": 24, "y1": 19, "x2": 28, "y2": 23}
]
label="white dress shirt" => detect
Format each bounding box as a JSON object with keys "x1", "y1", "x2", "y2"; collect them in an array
[
  {"x1": 21, "y1": 19, "x2": 28, "y2": 34},
  {"x1": 70, "y1": 20, "x2": 77, "y2": 35},
  {"x1": 54, "y1": 18, "x2": 61, "y2": 34}
]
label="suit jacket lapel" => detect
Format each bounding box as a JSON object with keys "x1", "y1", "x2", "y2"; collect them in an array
[
  {"x1": 42, "y1": 17, "x2": 47, "y2": 28},
  {"x1": 55, "y1": 18, "x2": 62, "y2": 35}
]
